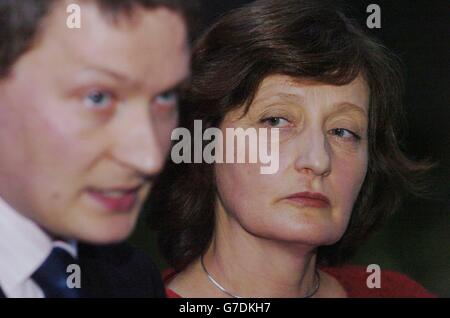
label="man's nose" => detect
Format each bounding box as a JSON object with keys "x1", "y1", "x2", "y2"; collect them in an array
[
  {"x1": 294, "y1": 127, "x2": 331, "y2": 177},
  {"x1": 110, "y1": 104, "x2": 167, "y2": 176}
]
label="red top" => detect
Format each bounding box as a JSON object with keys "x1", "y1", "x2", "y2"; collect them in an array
[{"x1": 163, "y1": 265, "x2": 436, "y2": 298}]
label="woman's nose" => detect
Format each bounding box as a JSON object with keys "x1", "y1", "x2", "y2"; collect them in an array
[{"x1": 294, "y1": 128, "x2": 331, "y2": 177}]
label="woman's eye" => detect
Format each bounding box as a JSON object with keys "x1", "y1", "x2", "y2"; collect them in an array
[
  {"x1": 330, "y1": 128, "x2": 361, "y2": 141},
  {"x1": 83, "y1": 91, "x2": 114, "y2": 109},
  {"x1": 155, "y1": 89, "x2": 179, "y2": 106},
  {"x1": 261, "y1": 117, "x2": 290, "y2": 128}
]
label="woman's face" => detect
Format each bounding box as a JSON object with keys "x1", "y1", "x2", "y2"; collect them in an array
[{"x1": 214, "y1": 75, "x2": 369, "y2": 246}]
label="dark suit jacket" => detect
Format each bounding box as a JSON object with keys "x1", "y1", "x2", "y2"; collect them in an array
[{"x1": 0, "y1": 242, "x2": 166, "y2": 298}]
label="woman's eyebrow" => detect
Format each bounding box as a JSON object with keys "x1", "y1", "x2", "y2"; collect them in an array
[
  {"x1": 330, "y1": 102, "x2": 368, "y2": 117},
  {"x1": 278, "y1": 92, "x2": 307, "y2": 104},
  {"x1": 253, "y1": 92, "x2": 367, "y2": 118},
  {"x1": 253, "y1": 92, "x2": 306, "y2": 105}
]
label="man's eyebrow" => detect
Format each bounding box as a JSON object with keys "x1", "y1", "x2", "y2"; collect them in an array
[
  {"x1": 77, "y1": 66, "x2": 191, "y2": 93},
  {"x1": 79, "y1": 65, "x2": 138, "y2": 85}
]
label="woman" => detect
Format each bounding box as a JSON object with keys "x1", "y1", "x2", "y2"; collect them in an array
[{"x1": 149, "y1": 0, "x2": 435, "y2": 297}]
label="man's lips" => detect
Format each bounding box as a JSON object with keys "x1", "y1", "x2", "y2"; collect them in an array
[
  {"x1": 86, "y1": 185, "x2": 143, "y2": 212},
  {"x1": 284, "y1": 191, "x2": 331, "y2": 208}
]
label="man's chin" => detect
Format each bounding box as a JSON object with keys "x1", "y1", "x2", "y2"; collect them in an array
[
  {"x1": 78, "y1": 223, "x2": 137, "y2": 245},
  {"x1": 46, "y1": 220, "x2": 137, "y2": 245},
  {"x1": 78, "y1": 231, "x2": 133, "y2": 245}
]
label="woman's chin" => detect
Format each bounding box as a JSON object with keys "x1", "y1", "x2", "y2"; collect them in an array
[{"x1": 250, "y1": 219, "x2": 346, "y2": 248}]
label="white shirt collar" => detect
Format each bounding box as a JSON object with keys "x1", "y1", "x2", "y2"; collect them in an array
[{"x1": 0, "y1": 196, "x2": 77, "y2": 296}]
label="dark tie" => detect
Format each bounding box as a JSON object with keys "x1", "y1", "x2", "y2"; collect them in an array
[{"x1": 32, "y1": 246, "x2": 83, "y2": 298}]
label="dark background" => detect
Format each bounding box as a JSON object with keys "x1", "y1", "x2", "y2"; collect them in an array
[{"x1": 130, "y1": 0, "x2": 450, "y2": 297}]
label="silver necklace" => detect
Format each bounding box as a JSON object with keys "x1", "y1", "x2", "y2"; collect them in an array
[{"x1": 201, "y1": 255, "x2": 321, "y2": 298}]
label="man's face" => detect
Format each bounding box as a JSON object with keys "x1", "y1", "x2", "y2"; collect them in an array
[{"x1": 0, "y1": 1, "x2": 189, "y2": 243}]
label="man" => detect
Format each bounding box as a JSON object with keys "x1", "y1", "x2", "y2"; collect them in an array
[{"x1": 0, "y1": 0, "x2": 191, "y2": 297}]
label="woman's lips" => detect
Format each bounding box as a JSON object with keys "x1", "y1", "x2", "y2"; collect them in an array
[
  {"x1": 285, "y1": 192, "x2": 331, "y2": 208},
  {"x1": 87, "y1": 188, "x2": 140, "y2": 212}
]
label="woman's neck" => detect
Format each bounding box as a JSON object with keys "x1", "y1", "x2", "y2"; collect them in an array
[{"x1": 201, "y1": 216, "x2": 320, "y2": 298}]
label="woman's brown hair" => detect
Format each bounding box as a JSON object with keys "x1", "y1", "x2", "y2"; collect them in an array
[{"x1": 148, "y1": 0, "x2": 434, "y2": 270}]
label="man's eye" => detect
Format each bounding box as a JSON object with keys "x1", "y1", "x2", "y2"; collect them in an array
[
  {"x1": 330, "y1": 128, "x2": 361, "y2": 141},
  {"x1": 155, "y1": 90, "x2": 178, "y2": 105},
  {"x1": 261, "y1": 117, "x2": 290, "y2": 128},
  {"x1": 83, "y1": 91, "x2": 114, "y2": 109}
]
